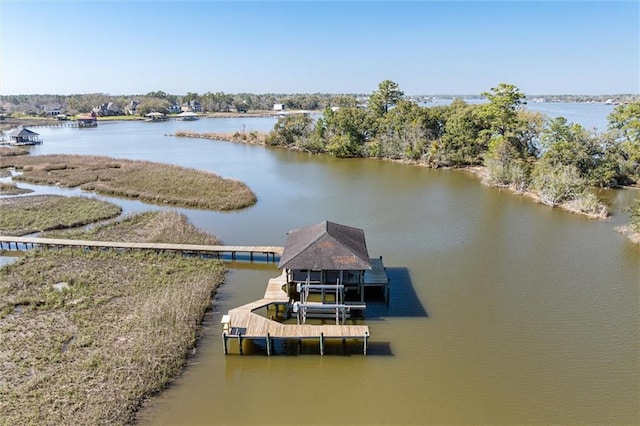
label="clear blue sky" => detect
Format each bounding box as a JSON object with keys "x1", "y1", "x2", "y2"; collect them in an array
[{"x1": 1, "y1": 1, "x2": 638, "y2": 96}]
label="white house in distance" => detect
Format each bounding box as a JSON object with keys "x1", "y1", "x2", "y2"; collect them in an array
[
  {"x1": 273, "y1": 103, "x2": 285, "y2": 111},
  {"x1": 181, "y1": 101, "x2": 202, "y2": 113}
]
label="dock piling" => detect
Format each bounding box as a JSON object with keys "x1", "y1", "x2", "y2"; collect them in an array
[{"x1": 266, "y1": 333, "x2": 271, "y2": 356}]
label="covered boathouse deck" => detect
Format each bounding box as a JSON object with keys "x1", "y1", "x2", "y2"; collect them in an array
[{"x1": 221, "y1": 259, "x2": 389, "y2": 356}]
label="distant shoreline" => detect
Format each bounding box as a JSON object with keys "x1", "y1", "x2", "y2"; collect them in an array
[{"x1": 0, "y1": 110, "x2": 313, "y2": 131}]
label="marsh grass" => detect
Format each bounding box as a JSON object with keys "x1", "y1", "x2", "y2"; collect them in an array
[
  {"x1": 0, "y1": 146, "x2": 29, "y2": 158},
  {"x1": 2, "y1": 154, "x2": 256, "y2": 210},
  {"x1": 174, "y1": 130, "x2": 267, "y2": 145},
  {"x1": 0, "y1": 182, "x2": 32, "y2": 196},
  {"x1": 0, "y1": 211, "x2": 225, "y2": 425},
  {"x1": 44, "y1": 210, "x2": 221, "y2": 245},
  {"x1": 0, "y1": 195, "x2": 122, "y2": 236}
]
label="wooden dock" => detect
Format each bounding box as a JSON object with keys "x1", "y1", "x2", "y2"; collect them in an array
[
  {"x1": 0, "y1": 235, "x2": 283, "y2": 263},
  {"x1": 222, "y1": 272, "x2": 370, "y2": 355},
  {"x1": 364, "y1": 256, "x2": 391, "y2": 301}
]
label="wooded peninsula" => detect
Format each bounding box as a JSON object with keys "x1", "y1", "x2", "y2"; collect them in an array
[{"x1": 174, "y1": 82, "x2": 640, "y2": 239}]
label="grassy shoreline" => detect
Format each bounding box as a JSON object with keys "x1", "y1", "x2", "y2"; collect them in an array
[
  {"x1": 174, "y1": 130, "x2": 267, "y2": 145},
  {"x1": 0, "y1": 195, "x2": 122, "y2": 236},
  {"x1": 0, "y1": 211, "x2": 226, "y2": 425},
  {"x1": 1, "y1": 154, "x2": 257, "y2": 211}
]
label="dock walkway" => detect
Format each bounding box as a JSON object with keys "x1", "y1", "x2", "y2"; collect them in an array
[
  {"x1": 0, "y1": 235, "x2": 282, "y2": 263},
  {"x1": 223, "y1": 272, "x2": 370, "y2": 355}
]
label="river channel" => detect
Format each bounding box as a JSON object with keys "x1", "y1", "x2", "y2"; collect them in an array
[{"x1": 6, "y1": 104, "x2": 640, "y2": 424}]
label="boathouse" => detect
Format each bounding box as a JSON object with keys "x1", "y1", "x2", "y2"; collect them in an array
[
  {"x1": 3, "y1": 127, "x2": 42, "y2": 145},
  {"x1": 145, "y1": 111, "x2": 167, "y2": 122},
  {"x1": 77, "y1": 114, "x2": 97, "y2": 128},
  {"x1": 220, "y1": 221, "x2": 389, "y2": 356},
  {"x1": 279, "y1": 221, "x2": 372, "y2": 302}
]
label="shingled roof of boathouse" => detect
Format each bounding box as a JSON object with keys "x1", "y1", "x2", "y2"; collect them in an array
[
  {"x1": 7, "y1": 127, "x2": 39, "y2": 137},
  {"x1": 278, "y1": 220, "x2": 372, "y2": 271}
]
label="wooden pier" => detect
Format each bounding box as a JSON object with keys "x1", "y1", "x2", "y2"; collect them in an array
[
  {"x1": 222, "y1": 272, "x2": 370, "y2": 356},
  {"x1": 364, "y1": 256, "x2": 391, "y2": 301},
  {"x1": 0, "y1": 235, "x2": 282, "y2": 263},
  {"x1": 22, "y1": 122, "x2": 80, "y2": 128}
]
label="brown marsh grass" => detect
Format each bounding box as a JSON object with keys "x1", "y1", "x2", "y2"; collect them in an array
[
  {"x1": 0, "y1": 182, "x2": 32, "y2": 196},
  {"x1": 2, "y1": 154, "x2": 257, "y2": 210},
  {"x1": 0, "y1": 211, "x2": 226, "y2": 425},
  {"x1": 0, "y1": 195, "x2": 122, "y2": 236},
  {"x1": 0, "y1": 146, "x2": 29, "y2": 158},
  {"x1": 174, "y1": 130, "x2": 267, "y2": 145},
  {"x1": 44, "y1": 210, "x2": 221, "y2": 245}
]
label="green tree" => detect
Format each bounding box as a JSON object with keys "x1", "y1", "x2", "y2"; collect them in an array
[
  {"x1": 484, "y1": 136, "x2": 531, "y2": 190},
  {"x1": 479, "y1": 83, "x2": 543, "y2": 158},
  {"x1": 320, "y1": 106, "x2": 373, "y2": 157},
  {"x1": 430, "y1": 99, "x2": 486, "y2": 166},
  {"x1": 265, "y1": 114, "x2": 314, "y2": 148},
  {"x1": 371, "y1": 99, "x2": 438, "y2": 160},
  {"x1": 183, "y1": 92, "x2": 199, "y2": 103},
  {"x1": 480, "y1": 83, "x2": 526, "y2": 136},
  {"x1": 541, "y1": 117, "x2": 626, "y2": 187},
  {"x1": 369, "y1": 80, "x2": 404, "y2": 116},
  {"x1": 146, "y1": 90, "x2": 168, "y2": 99},
  {"x1": 608, "y1": 102, "x2": 640, "y2": 144},
  {"x1": 607, "y1": 102, "x2": 640, "y2": 181},
  {"x1": 331, "y1": 96, "x2": 359, "y2": 108},
  {"x1": 137, "y1": 98, "x2": 171, "y2": 116}
]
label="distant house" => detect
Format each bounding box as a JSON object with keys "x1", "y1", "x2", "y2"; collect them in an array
[
  {"x1": 166, "y1": 104, "x2": 181, "y2": 114},
  {"x1": 4, "y1": 127, "x2": 43, "y2": 145},
  {"x1": 42, "y1": 104, "x2": 63, "y2": 116},
  {"x1": 181, "y1": 100, "x2": 202, "y2": 113},
  {"x1": 273, "y1": 103, "x2": 285, "y2": 111},
  {"x1": 125, "y1": 100, "x2": 139, "y2": 115},
  {"x1": 92, "y1": 102, "x2": 121, "y2": 117}
]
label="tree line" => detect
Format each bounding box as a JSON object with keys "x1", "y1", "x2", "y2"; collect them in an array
[
  {"x1": 0, "y1": 92, "x2": 368, "y2": 117},
  {"x1": 266, "y1": 81, "x2": 640, "y2": 223},
  {"x1": 4, "y1": 91, "x2": 635, "y2": 118}
]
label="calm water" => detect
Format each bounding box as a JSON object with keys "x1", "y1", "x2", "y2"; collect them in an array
[{"x1": 5, "y1": 105, "x2": 640, "y2": 424}]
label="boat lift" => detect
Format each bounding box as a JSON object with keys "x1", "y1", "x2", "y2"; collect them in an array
[{"x1": 293, "y1": 280, "x2": 366, "y2": 325}]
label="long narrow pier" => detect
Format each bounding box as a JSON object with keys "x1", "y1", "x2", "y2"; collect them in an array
[
  {"x1": 222, "y1": 272, "x2": 370, "y2": 355},
  {"x1": 0, "y1": 235, "x2": 283, "y2": 263}
]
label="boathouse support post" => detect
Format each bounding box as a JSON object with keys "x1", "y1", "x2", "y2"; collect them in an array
[
  {"x1": 364, "y1": 332, "x2": 368, "y2": 356},
  {"x1": 266, "y1": 333, "x2": 271, "y2": 356},
  {"x1": 223, "y1": 333, "x2": 228, "y2": 355},
  {"x1": 385, "y1": 277, "x2": 391, "y2": 304},
  {"x1": 238, "y1": 333, "x2": 243, "y2": 355},
  {"x1": 320, "y1": 333, "x2": 324, "y2": 356}
]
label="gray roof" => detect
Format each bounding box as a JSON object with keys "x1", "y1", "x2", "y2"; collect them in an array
[
  {"x1": 278, "y1": 221, "x2": 371, "y2": 270},
  {"x1": 7, "y1": 127, "x2": 39, "y2": 137}
]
